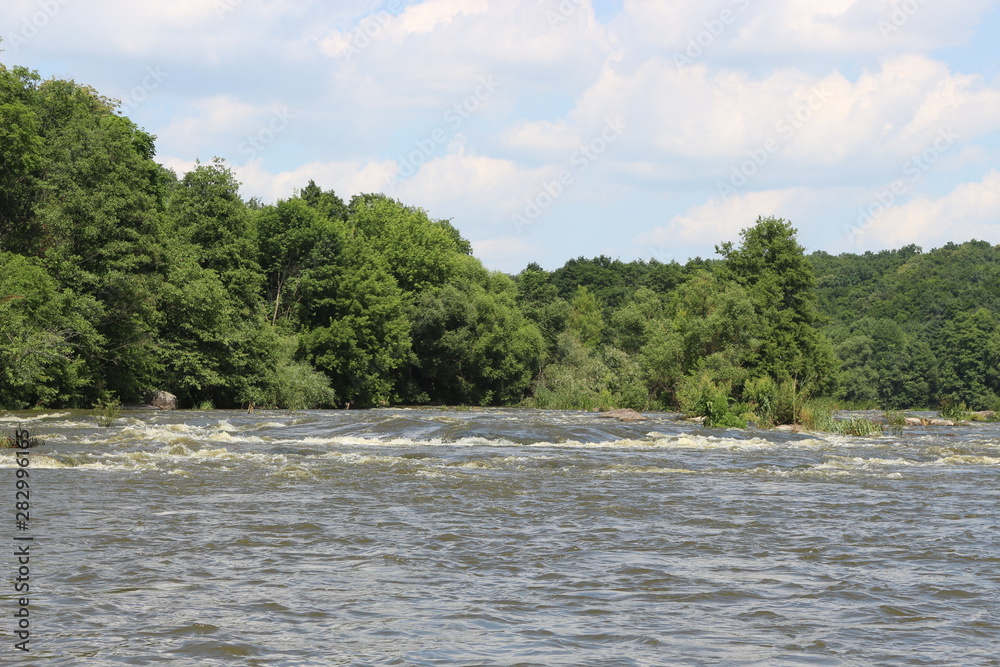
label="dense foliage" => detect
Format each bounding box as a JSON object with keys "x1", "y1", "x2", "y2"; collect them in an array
[{"x1": 3, "y1": 65, "x2": 998, "y2": 416}]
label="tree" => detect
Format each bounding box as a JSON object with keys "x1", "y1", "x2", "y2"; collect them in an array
[
  {"x1": 405, "y1": 262, "x2": 544, "y2": 405},
  {"x1": 297, "y1": 222, "x2": 411, "y2": 406},
  {"x1": 568, "y1": 286, "x2": 605, "y2": 349},
  {"x1": 0, "y1": 252, "x2": 100, "y2": 407},
  {"x1": 935, "y1": 308, "x2": 1000, "y2": 408},
  {"x1": 834, "y1": 318, "x2": 937, "y2": 408},
  {"x1": 254, "y1": 197, "x2": 327, "y2": 325},
  {"x1": 166, "y1": 160, "x2": 261, "y2": 310},
  {"x1": 348, "y1": 195, "x2": 467, "y2": 293},
  {"x1": 716, "y1": 216, "x2": 839, "y2": 395},
  {"x1": 0, "y1": 64, "x2": 43, "y2": 250},
  {"x1": 640, "y1": 271, "x2": 758, "y2": 407}
]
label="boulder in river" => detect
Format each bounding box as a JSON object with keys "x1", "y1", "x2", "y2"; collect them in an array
[
  {"x1": 597, "y1": 408, "x2": 648, "y2": 422},
  {"x1": 148, "y1": 390, "x2": 177, "y2": 410}
]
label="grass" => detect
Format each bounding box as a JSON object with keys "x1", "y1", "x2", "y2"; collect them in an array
[
  {"x1": 939, "y1": 400, "x2": 970, "y2": 421},
  {"x1": 836, "y1": 417, "x2": 883, "y2": 437},
  {"x1": 94, "y1": 398, "x2": 122, "y2": 427},
  {"x1": 794, "y1": 400, "x2": 883, "y2": 436},
  {"x1": 883, "y1": 410, "x2": 906, "y2": 436}
]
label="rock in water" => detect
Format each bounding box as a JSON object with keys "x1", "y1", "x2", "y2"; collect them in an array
[
  {"x1": 597, "y1": 408, "x2": 648, "y2": 422},
  {"x1": 148, "y1": 390, "x2": 177, "y2": 410}
]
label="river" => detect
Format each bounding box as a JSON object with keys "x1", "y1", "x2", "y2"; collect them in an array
[{"x1": 2, "y1": 408, "x2": 998, "y2": 665}]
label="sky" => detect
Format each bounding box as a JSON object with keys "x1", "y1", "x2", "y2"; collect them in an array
[{"x1": 3, "y1": 0, "x2": 1000, "y2": 273}]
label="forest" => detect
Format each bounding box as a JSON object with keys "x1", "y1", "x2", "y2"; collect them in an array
[{"x1": 3, "y1": 64, "x2": 1000, "y2": 423}]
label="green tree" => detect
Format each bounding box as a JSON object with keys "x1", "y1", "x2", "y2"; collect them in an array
[
  {"x1": 254, "y1": 197, "x2": 327, "y2": 325},
  {"x1": 297, "y1": 223, "x2": 411, "y2": 406},
  {"x1": 25, "y1": 76, "x2": 171, "y2": 400},
  {"x1": 833, "y1": 317, "x2": 937, "y2": 408},
  {"x1": 717, "y1": 216, "x2": 838, "y2": 395},
  {"x1": 0, "y1": 64, "x2": 43, "y2": 249},
  {"x1": 640, "y1": 271, "x2": 758, "y2": 407},
  {"x1": 348, "y1": 195, "x2": 468, "y2": 293},
  {"x1": 0, "y1": 252, "x2": 100, "y2": 407},
  {"x1": 568, "y1": 286, "x2": 605, "y2": 349},
  {"x1": 166, "y1": 159, "x2": 261, "y2": 310},
  {"x1": 935, "y1": 308, "x2": 1000, "y2": 408},
  {"x1": 610, "y1": 287, "x2": 667, "y2": 354},
  {"x1": 405, "y1": 262, "x2": 544, "y2": 405}
]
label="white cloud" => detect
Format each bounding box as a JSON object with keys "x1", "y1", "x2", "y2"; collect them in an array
[
  {"x1": 618, "y1": 0, "x2": 997, "y2": 58},
  {"x1": 154, "y1": 96, "x2": 264, "y2": 158},
  {"x1": 11, "y1": 0, "x2": 999, "y2": 272},
  {"x1": 638, "y1": 188, "x2": 810, "y2": 250},
  {"x1": 847, "y1": 170, "x2": 1000, "y2": 251},
  {"x1": 544, "y1": 54, "x2": 1000, "y2": 191},
  {"x1": 233, "y1": 157, "x2": 397, "y2": 204},
  {"x1": 471, "y1": 236, "x2": 543, "y2": 273},
  {"x1": 395, "y1": 0, "x2": 489, "y2": 35}
]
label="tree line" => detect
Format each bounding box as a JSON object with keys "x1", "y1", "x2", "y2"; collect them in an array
[{"x1": 3, "y1": 64, "x2": 998, "y2": 418}]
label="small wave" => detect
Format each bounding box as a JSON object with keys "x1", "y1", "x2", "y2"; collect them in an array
[
  {"x1": 817, "y1": 456, "x2": 916, "y2": 470},
  {"x1": 600, "y1": 465, "x2": 698, "y2": 475},
  {"x1": 323, "y1": 451, "x2": 420, "y2": 466},
  {"x1": 0, "y1": 453, "x2": 69, "y2": 468},
  {"x1": 117, "y1": 422, "x2": 266, "y2": 446},
  {"x1": 299, "y1": 435, "x2": 518, "y2": 448},
  {"x1": 936, "y1": 454, "x2": 1000, "y2": 466},
  {"x1": 0, "y1": 412, "x2": 71, "y2": 423}
]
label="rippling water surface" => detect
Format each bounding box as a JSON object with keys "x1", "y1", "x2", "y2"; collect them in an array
[{"x1": 2, "y1": 408, "x2": 999, "y2": 665}]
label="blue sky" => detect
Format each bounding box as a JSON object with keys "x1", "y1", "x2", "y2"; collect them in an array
[{"x1": 3, "y1": 0, "x2": 1000, "y2": 272}]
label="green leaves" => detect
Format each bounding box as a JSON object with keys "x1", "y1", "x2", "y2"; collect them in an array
[
  {"x1": 0, "y1": 252, "x2": 100, "y2": 407},
  {"x1": 406, "y1": 271, "x2": 545, "y2": 406}
]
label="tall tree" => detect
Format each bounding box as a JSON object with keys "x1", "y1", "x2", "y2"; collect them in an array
[{"x1": 716, "y1": 217, "x2": 839, "y2": 395}]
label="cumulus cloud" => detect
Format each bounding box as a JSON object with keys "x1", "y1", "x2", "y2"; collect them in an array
[
  {"x1": 12, "y1": 0, "x2": 998, "y2": 270},
  {"x1": 471, "y1": 236, "x2": 544, "y2": 273},
  {"x1": 638, "y1": 188, "x2": 811, "y2": 249},
  {"x1": 845, "y1": 170, "x2": 1000, "y2": 251}
]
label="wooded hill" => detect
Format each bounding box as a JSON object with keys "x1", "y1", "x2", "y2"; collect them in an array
[{"x1": 3, "y1": 64, "x2": 998, "y2": 417}]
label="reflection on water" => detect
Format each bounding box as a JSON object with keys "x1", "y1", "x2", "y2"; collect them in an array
[{"x1": 2, "y1": 408, "x2": 999, "y2": 665}]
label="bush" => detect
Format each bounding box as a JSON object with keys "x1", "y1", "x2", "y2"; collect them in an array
[
  {"x1": 525, "y1": 333, "x2": 659, "y2": 411},
  {"x1": 798, "y1": 399, "x2": 838, "y2": 432},
  {"x1": 272, "y1": 359, "x2": 337, "y2": 410},
  {"x1": 939, "y1": 399, "x2": 969, "y2": 421},
  {"x1": 94, "y1": 398, "x2": 122, "y2": 427},
  {"x1": 744, "y1": 376, "x2": 777, "y2": 425},
  {"x1": 837, "y1": 417, "x2": 882, "y2": 437},
  {"x1": 677, "y1": 372, "x2": 745, "y2": 427},
  {"x1": 883, "y1": 409, "x2": 906, "y2": 436}
]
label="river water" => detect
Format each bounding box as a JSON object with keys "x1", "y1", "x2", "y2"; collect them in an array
[{"x1": 2, "y1": 408, "x2": 999, "y2": 665}]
